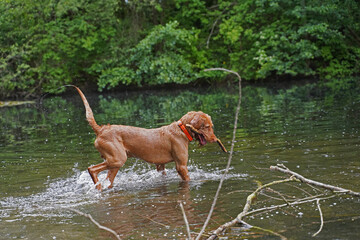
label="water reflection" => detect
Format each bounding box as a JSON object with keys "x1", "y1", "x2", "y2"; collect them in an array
[
  {"x1": 0, "y1": 82, "x2": 359, "y2": 239},
  {"x1": 102, "y1": 182, "x2": 195, "y2": 238}
]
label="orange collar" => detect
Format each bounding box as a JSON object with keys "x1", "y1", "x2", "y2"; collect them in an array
[{"x1": 178, "y1": 121, "x2": 193, "y2": 141}]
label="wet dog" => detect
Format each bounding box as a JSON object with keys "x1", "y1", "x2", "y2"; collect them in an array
[{"x1": 69, "y1": 86, "x2": 227, "y2": 190}]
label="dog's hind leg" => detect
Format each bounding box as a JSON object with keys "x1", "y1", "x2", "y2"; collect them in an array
[
  {"x1": 91, "y1": 136, "x2": 128, "y2": 190},
  {"x1": 88, "y1": 162, "x2": 108, "y2": 190},
  {"x1": 106, "y1": 167, "x2": 120, "y2": 189},
  {"x1": 156, "y1": 164, "x2": 166, "y2": 175}
]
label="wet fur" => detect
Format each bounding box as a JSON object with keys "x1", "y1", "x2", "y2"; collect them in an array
[{"x1": 69, "y1": 85, "x2": 226, "y2": 190}]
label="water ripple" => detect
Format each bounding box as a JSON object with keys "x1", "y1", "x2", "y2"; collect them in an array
[{"x1": 0, "y1": 164, "x2": 246, "y2": 221}]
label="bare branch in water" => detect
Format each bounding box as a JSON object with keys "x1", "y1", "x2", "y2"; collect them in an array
[
  {"x1": 207, "y1": 164, "x2": 360, "y2": 239},
  {"x1": 312, "y1": 199, "x2": 324, "y2": 237},
  {"x1": 179, "y1": 202, "x2": 192, "y2": 240},
  {"x1": 66, "y1": 208, "x2": 121, "y2": 240},
  {"x1": 271, "y1": 164, "x2": 360, "y2": 197}
]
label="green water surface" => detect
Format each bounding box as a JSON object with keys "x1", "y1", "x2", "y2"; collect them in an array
[{"x1": 1, "y1": 81, "x2": 359, "y2": 239}]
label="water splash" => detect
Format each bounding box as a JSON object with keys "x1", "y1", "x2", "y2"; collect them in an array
[{"x1": 0, "y1": 164, "x2": 246, "y2": 222}]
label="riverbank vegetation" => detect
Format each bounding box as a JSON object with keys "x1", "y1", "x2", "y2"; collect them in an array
[{"x1": 1, "y1": 0, "x2": 359, "y2": 98}]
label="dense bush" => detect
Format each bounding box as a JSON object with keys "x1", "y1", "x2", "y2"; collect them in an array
[
  {"x1": 1, "y1": 0, "x2": 359, "y2": 98},
  {"x1": 97, "y1": 21, "x2": 205, "y2": 90}
]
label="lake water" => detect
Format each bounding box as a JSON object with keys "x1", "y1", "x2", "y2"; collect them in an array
[{"x1": 1, "y1": 81, "x2": 359, "y2": 239}]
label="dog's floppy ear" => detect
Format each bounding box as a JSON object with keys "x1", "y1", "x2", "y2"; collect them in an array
[{"x1": 189, "y1": 114, "x2": 205, "y2": 130}]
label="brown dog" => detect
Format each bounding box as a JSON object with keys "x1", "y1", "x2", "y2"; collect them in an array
[{"x1": 69, "y1": 86, "x2": 227, "y2": 190}]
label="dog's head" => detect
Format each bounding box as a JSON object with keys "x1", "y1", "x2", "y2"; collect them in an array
[{"x1": 180, "y1": 111, "x2": 227, "y2": 152}]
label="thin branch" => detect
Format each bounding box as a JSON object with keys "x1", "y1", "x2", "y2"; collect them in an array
[
  {"x1": 66, "y1": 208, "x2": 121, "y2": 240},
  {"x1": 204, "y1": 68, "x2": 242, "y2": 83},
  {"x1": 312, "y1": 199, "x2": 324, "y2": 237},
  {"x1": 206, "y1": 177, "x2": 296, "y2": 240},
  {"x1": 305, "y1": 182, "x2": 324, "y2": 194},
  {"x1": 285, "y1": 182, "x2": 314, "y2": 196},
  {"x1": 207, "y1": 195, "x2": 335, "y2": 240},
  {"x1": 257, "y1": 191, "x2": 286, "y2": 201},
  {"x1": 205, "y1": 3, "x2": 236, "y2": 48},
  {"x1": 190, "y1": 231, "x2": 211, "y2": 238},
  {"x1": 179, "y1": 202, "x2": 192, "y2": 240},
  {"x1": 278, "y1": 215, "x2": 360, "y2": 235},
  {"x1": 207, "y1": 218, "x2": 239, "y2": 240},
  {"x1": 142, "y1": 215, "x2": 170, "y2": 229},
  {"x1": 265, "y1": 187, "x2": 296, "y2": 210},
  {"x1": 206, "y1": 18, "x2": 219, "y2": 49},
  {"x1": 209, "y1": 164, "x2": 359, "y2": 239},
  {"x1": 251, "y1": 225, "x2": 288, "y2": 240},
  {"x1": 195, "y1": 68, "x2": 242, "y2": 240},
  {"x1": 245, "y1": 195, "x2": 335, "y2": 217},
  {"x1": 236, "y1": 178, "x2": 296, "y2": 221},
  {"x1": 228, "y1": 189, "x2": 295, "y2": 202},
  {"x1": 271, "y1": 165, "x2": 360, "y2": 197}
]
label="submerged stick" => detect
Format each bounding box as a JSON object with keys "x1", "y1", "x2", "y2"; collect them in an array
[
  {"x1": 251, "y1": 225, "x2": 288, "y2": 240},
  {"x1": 207, "y1": 177, "x2": 294, "y2": 240},
  {"x1": 66, "y1": 208, "x2": 121, "y2": 240},
  {"x1": 245, "y1": 195, "x2": 335, "y2": 216},
  {"x1": 271, "y1": 164, "x2": 360, "y2": 197},
  {"x1": 312, "y1": 199, "x2": 324, "y2": 237},
  {"x1": 208, "y1": 163, "x2": 356, "y2": 239},
  {"x1": 208, "y1": 194, "x2": 335, "y2": 240},
  {"x1": 236, "y1": 178, "x2": 296, "y2": 221},
  {"x1": 179, "y1": 202, "x2": 192, "y2": 240}
]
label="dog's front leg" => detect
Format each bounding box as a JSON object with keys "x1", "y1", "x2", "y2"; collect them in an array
[{"x1": 175, "y1": 162, "x2": 190, "y2": 181}]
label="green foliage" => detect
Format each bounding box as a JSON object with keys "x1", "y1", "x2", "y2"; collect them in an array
[
  {"x1": 0, "y1": 0, "x2": 359, "y2": 97},
  {"x1": 130, "y1": 21, "x2": 196, "y2": 85},
  {"x1": 0, "y1": 0, "x2": 119, "y2": 97},
  {"x1": 97, "y1": 21, "x2": 205, "y2": 90},
  {"x1": 212, "y1": 0, "x2": 360, "y2": 79}
]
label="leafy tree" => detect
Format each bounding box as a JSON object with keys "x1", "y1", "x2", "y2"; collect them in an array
[
  {"x1": 97, "y1": 21, "x2": 205, "y2": 90},
  {"x1": 0, "y1": 0, "x2": 359, "y2": 97},
  {"x1": 209, "y1": 0, "x2": 360, "y2": 79},
  {"x1": 0, "y1": 0, "x2": 120, "y2": 97}
]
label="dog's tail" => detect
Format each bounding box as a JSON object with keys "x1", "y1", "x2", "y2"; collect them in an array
[{"x1": 66, "y1": 85, "x2": 101, "y2": 135}]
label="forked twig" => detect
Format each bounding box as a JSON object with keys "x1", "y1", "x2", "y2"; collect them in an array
[
  {"x1": 208, "y1": 163, "x2": 360, "y2": 239},
  {"x1": 207, "y1": 194, "x2": 335, "y2": 240},
  {"x1": 206, "y1": 177, "x2": 296, "y2": 240}
]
